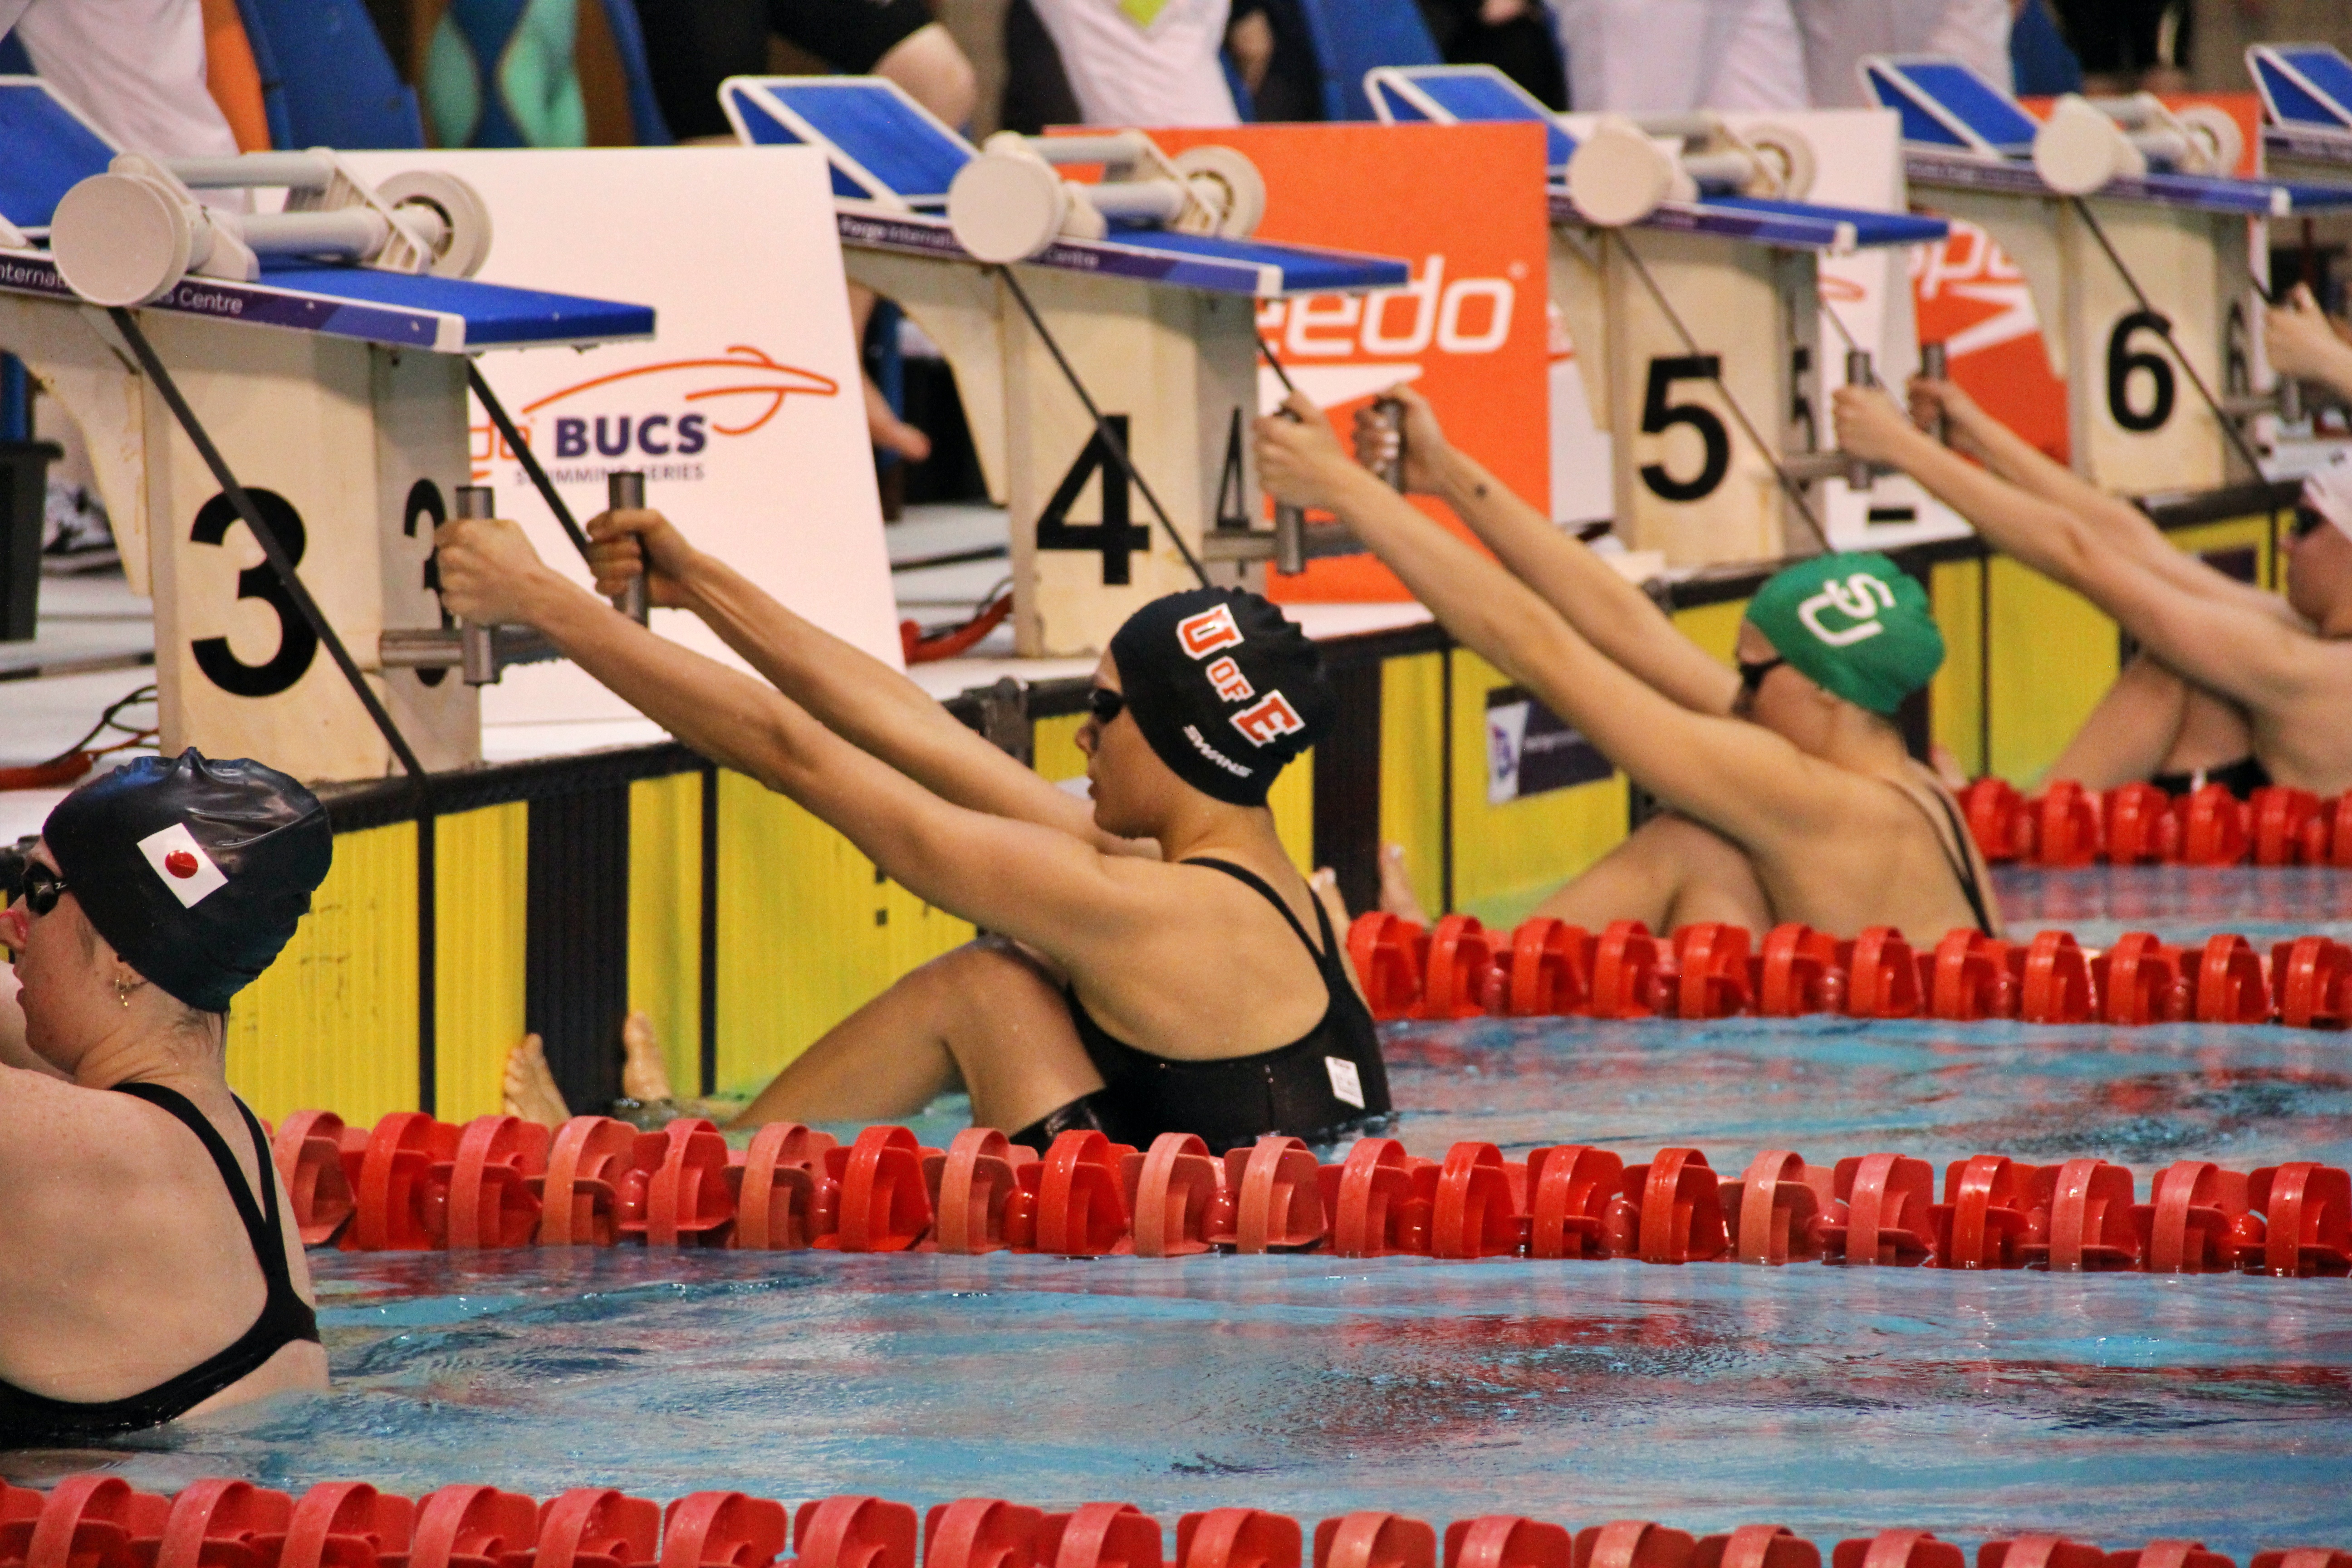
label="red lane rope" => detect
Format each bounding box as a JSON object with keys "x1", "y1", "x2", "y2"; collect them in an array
[
  {"x1": 264, "y1": 1112, "x2": 2352, "y2": 1276},
  {"x1": 1347, "y1": 914, "x2": 2352, "y2": 1029},
  {"x1": 1, "y1": 1476, "x2": 2341, "y2": 1568},
  {"x1": 1959, "y1": 778, "x2": 2352, "y2": 868}
]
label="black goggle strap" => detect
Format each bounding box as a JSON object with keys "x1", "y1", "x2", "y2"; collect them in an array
[
  {"x1": 1739, "y1": 657, "x2": 1787, "y2": 693},
  {"x1": 1085, "y1": 686, "x2": 1125, "y2": 722}
]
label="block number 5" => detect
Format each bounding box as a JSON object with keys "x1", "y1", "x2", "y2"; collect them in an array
[{"x1": 1639, "y1": 356, "x2": 1731, "y2": 503}]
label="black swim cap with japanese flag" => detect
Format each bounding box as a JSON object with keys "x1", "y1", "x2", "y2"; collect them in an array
[
  {"x1": 43, "y1": 750, "x2": 333, "y2": 1012},
  {"x1": 1107, "y1": 588, "x2": 1336, "y2": 806}
]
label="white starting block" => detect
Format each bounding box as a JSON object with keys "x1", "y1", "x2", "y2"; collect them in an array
[
  {"x1": 720, "y1": 75, "x2": 1409, "y2": 657},
  {"x1": 0, "y1": 78, "x2": 652, "y2": 783},
  {"x1": 2249, "y1": 44, "x2": 2352, "y2": 172},
  {"x1": 1367, "y1": 64, "x2": 1950, "y2": 568},
  {"x1": 1862, "y1": 56, "x2": 2352, "y2": 497}
]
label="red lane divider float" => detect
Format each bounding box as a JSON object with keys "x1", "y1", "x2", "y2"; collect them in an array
[
  {"x1": 1958, "y1": 778, "x2": 2352, "y2": 868},
  {"x1": 1, "y1": 1483, "x2": 2340, "y2": 1568},
  {"x1": 1340, "y1": 912, "x2": 2352, "y2": 1031},
  {"x1": 264, "y1": 1111, "x2": 2352, "y2": 1279}
]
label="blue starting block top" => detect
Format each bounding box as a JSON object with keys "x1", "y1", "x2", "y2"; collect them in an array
[
  {"x1": 0, "y1": 78, "x2": 652, "y2": 351},
  {"x1": 720, "y1": 74, "x2": 1409, "y2": 297},
  {"x1": 1362, "y1": 64, "x2": 1945, "y2": 253},
  {"x1": 1363, "y1": 66, "x2": 1578, "y2": 174},
  {"x1": 1862, "y1": 55, "x2": 2352, "y2": 216},
  {"x1": 2249, "y1": 45, "x2": 2352, "y2": 166}
]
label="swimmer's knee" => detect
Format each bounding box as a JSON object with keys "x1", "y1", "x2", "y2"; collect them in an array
[{"x1": 911, "y1": 937, "x2": 1062, "y2": 1003}]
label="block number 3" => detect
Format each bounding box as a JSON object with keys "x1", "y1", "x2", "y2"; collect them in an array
[{"x1": 190, "y1": 489, "x2": 317, "y2": 699}]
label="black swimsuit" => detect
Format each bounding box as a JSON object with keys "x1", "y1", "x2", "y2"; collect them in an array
[
  {"x1": 0, "y1": 1084, "x2": 322, "y2": 1450},
  {"x1": 1017, "y1": 858, "x2": 1392, "y2": 1156},
  {"x1": 1886, "y1": 779, "x2": 1999, "y2": 938},
  {"x1": 2150, "y1": 755, "x2": 2273, "y2": 799}
]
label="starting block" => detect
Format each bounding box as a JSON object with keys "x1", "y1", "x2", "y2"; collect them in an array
[
  {"x1": 0, "y1": 78, "x2": 651, "y2": 781},
  {"x1": 2249, "y1": 44, "x2": 2352, "y2": 172},
  {"x1": 1367, "y1": 65, "x2": 1948, "y2": 566},
  {"x1": 1862, "y1": 56, "x2": 2352, "y2": 497},
  {"x1": 721, "y1": 76, "x2": 1409, "y2": 656}
]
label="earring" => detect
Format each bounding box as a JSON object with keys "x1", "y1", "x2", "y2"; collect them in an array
[{"x1": 118, "y1": 977, "x2": 133, "y2": 1009}]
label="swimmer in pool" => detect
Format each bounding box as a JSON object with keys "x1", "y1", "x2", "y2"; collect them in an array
[
  {"x1": 1832, "y1": 314, "x2": 2352, "y2": 801},
  {"x1": 0, "y1": 752, "x2": 332, "y2": 1447},
  {"x1": 436, "y1": 509, "x2": 1388, "y2": 1155},
  {"x1": 1254, "y1": 388, "x2": 2001, "y2": 948}
]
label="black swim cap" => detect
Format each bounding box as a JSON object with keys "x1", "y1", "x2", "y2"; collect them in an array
[
  {"x1": 43, "y1": 750, "x2": 333, "y2": 1013},
  {"x1": 1106, "y1": 588, "x2": 1335, "y2": 806}
]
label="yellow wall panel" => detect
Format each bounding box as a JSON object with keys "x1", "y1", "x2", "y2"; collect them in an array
[
  {"x1": 431, "y1": 802, "x2": 528, "y2": 1122},
  {"x1": 1931, "y1": 558, "x2": 1987, "y2": 778},
  {"x1": 628, "y1": 773, "x2": 703, "y2": 1096},
  {"x1": 1985, "y1": 556, "x2": 2115, "y2": 784},
  {"x1": 1448, "y1": 649, "x2": 1631, "y2": 927},
  {"x1": 1377, "y1": 652, "x2": 1446, "y2": 920},
  {"x1": 226, "y1": 821, "x2": 417, "y2": 1125},
  {"x1": 713, "y1": 771, "x2": 974, "y2": 1099},
  {"x1": 2168, "y1": 514, "x2": 2276, "y2": 585},
  {"x1": 1670, "y1": 599, "x2": 1748, "y2": 665},
  {"x1": 1034, "y1": 712, "x2": 1087, "y2": 784},
  {"x1": 1268, "y1": 745, "x2": 1314, "y2": 876}
]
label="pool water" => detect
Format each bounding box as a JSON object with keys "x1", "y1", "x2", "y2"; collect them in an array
[{"x1": 7, "y1": 867, "x2": 2348, "y2": 1555}]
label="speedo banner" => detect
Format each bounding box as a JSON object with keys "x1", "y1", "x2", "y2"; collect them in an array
[{"x1": 1147, "y1": 122, "x2": 1553, "y2": 603}]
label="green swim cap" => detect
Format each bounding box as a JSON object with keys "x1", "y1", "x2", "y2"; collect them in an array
[{"x1": 1746, "y1": 553, "x2": 1943, "y2": 716}]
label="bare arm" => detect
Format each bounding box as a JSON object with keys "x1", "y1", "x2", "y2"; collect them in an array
[
  {"x1": 1836, "y1": 391, "x2": 2311, "y2": 710},
  {"x1": 443, "y1": 518, "x2": 1150, "y2": 962},
  {"x1": 1906, "y1": 380, "x2": 2293, "y2": 620},
  {"x1": 587, "y1": 510, "x2": 1139, "y2": 855},
  {"x1": 1358, "y1": 387, "x2": 1739, "y2": 715},
  {"x1": 2267, "y1": 283, "x2": 2352, "y2": 406},
  {"x1": 1261, "y1": 405, "x2": 1839, "y2": 846}
]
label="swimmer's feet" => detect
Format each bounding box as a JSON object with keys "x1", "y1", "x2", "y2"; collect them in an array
[
  {"x1": 620, "y1": 1009, "x2": 674, "y2": 1102},
  {"x1": 1377, "y1": 843, "x2": 1430, "y2": 926},
  {"x1": 502, "y1": 1033, "x2": 571, "y2": 1129}
]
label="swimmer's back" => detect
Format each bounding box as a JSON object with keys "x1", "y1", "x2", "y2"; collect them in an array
[
  {"x1": 0, "y1": 1072, "x2": 325, "y2": 1414},
  {"x1": 1063, "y1": 850, "x2": 1345, "y2": 1061},
  {"x1": 1744, "y1": 762, "x2": 2002, "y2": 944}
]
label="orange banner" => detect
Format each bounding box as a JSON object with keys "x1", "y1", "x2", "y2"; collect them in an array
[{"x1": 1148, "y1": 122, "x2": 1553, "y2": 602}]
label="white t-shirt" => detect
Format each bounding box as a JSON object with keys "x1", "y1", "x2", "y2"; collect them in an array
[
  {"x1": 1790, "y1": 0, "x2": 2012, "y2": 108},
  {"x1": 1027, "y1": 0, "x2": 1241, "y2": 127},
  {"x1": 1554, "y1": 0, "x2": 1808, "y2": 113},
  {"x1": 2, "y1": 0, "x2": 239, "y2": 164}
]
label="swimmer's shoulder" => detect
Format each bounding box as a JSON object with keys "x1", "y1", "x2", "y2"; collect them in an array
[{"x1": 0, "y1": 1069, "x2": 209, "y2": 1194}]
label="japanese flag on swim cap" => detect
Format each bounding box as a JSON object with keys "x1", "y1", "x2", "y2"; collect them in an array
[
  {"x1": 43, "y1": 750, "x2": 333, "y2": 1013},
  {"x1": 2298, "y1": 451, "x2": 2352, "y2": 542},
  {"x1": 1107, "y1": 588, "x2": 1336, "y2": 806},
  {"x1": 1746, "y1": 552, "x2": 1943, "y2": 716}
]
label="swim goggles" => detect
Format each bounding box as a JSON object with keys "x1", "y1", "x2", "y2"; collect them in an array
[
  {"x1": 1737, "y1": 657, "x2": 1787, "y2": 698},
  {"x1": 1084, "y1": 686, "x2": 1127, "y2": 725},
  {"x1": 17, "y1": 861, "x2": 69, "y2": 918}
]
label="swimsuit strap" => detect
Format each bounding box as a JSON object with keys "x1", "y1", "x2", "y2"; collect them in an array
[
  {"x1": 1181, "y1": 857, "x2": 1328, "y2": 963},
  {"x1": 1880, "y1": 776, "x2": 1998, "y2": 939},
  {"x1": 109, "y1": 1081, "x2": 292, "y2": 1282}
]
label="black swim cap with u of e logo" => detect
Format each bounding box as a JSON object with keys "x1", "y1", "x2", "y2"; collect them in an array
[{"x1": 1106, "y1": 588, "x2": 1336, "y2": 806}]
